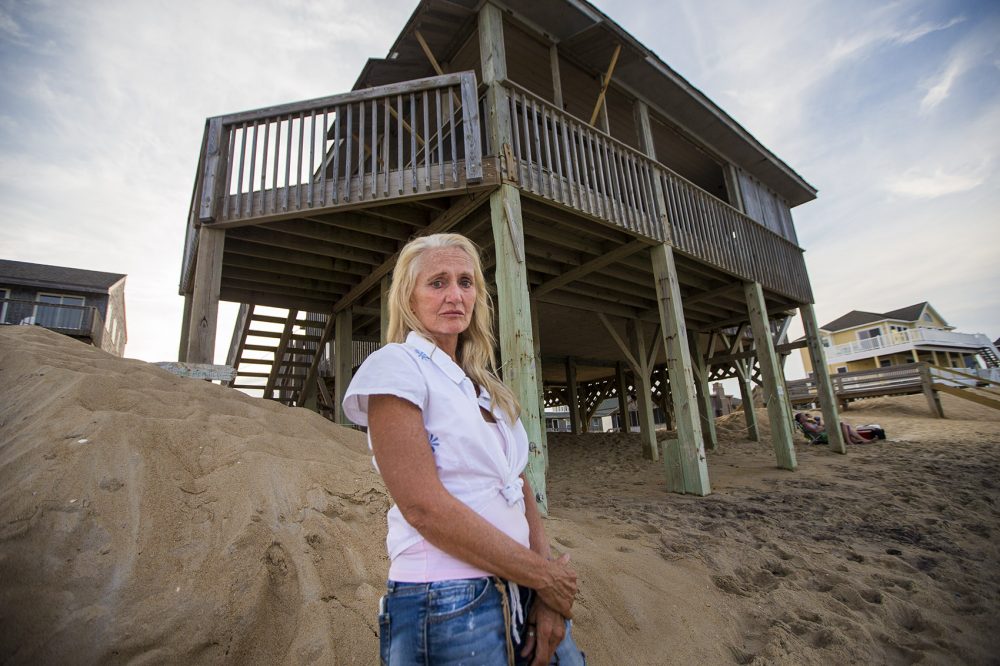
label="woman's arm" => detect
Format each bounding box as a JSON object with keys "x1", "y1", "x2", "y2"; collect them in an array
[{"x1": 368, "y1": 394, "x2": 577, "y2": 617}]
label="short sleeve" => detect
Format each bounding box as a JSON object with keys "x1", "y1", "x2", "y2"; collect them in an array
[{"x1": 342, "y1": 344, "x2": 427, "y2": 426}]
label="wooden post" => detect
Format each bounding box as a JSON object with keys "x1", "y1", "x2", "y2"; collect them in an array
[
  {"x1": 688, "y1": 330, "x2": 718, "y2": 451},
  {"x1": 743, "y1": 282, "x2": 796, "y2": 470},
  {"x1": 615, "y1": 362, "x2": 629, "y2": 432},
  {"x1": 633, "y1": 100, "x2": 670, "y2": 240},
  {"x1": 185, "y1": 226, "x2": 225, "y2": 365},
  {"x1": 334, "y1": 308, "x2": 353, "y2": 424},
  {"x1": 919, "y1": 363, "x2": 944, "y2": 418},
  {"x1": 627, "y1": 320, "x2": 659, "y2": 461},
  {"x1": 178, "y1": 292, "x2": 193, "y2": 362},
  {"x1": 549, "y1": 44, "x2": 563, "y2": 110},
  {"x1": 800, "y1": 303, "x2": 847, "y2": 454},
  {"x1": 735, "y1": 359, "x2": 759, "y2": 440},
  {"x1": 565, "y1": 357, "x2": 580, "y2": 435},
  {"x1": 481, "y1": 3, "x2": 545, "y2": 506},
  {"x1": 490, "y1": 183, "x2": 546, "y2": 510},
  {"x1": 651, "y1": 244, "x2": 710, "y2": 495},
  {"x1": 531, "y1": 300, "x2": 548, "y2": 470},
  {"x1": 380, "y1": 275, "x2": 390, "y2": 345}
]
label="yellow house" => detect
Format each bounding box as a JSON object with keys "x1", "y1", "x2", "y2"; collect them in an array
[{"x1": 800, "y1": 302, "x2": 999, "y2": 375}]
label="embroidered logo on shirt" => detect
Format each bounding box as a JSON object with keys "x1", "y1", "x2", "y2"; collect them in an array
[
  {"x1": 414, "y1": 349, "x2": 431, "y2": 361},
  {"x1": 428, "y1": 433, "x2": 440, "y2": 452}
]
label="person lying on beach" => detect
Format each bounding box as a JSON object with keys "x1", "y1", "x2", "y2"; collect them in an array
[
  {"x1": 343, "y1": 233, "x2": 584, "y2": 665},
  {"x1": 794, "y1": 412, "x2": 871, "y2": 445}
]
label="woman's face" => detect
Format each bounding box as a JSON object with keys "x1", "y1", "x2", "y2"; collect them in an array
[{"x1": 410, "y1": 247, "x2": 477, "y2": 348}]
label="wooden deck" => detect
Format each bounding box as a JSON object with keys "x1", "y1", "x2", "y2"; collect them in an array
[{"x1": 182, "y1": 71, "x2": 812, "y2": 308}]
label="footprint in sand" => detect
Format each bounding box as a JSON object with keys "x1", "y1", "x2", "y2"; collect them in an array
[{"x1": 554, "y1": 536, "x2": 577, "y2": 549}]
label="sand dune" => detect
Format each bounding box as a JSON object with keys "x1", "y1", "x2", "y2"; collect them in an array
[{"x1": 1, "y1": 325, "x2": 998, "y2": 664}]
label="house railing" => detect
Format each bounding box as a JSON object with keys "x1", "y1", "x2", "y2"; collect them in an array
[
  {"x1": 824, "y1": 328, "x2": 994, "y2": 359},
  {"x1": 502, "y1": 81, "x2": 665, "y2": 242},
  {"x1": 499, "y1": 80, "x2": 811, "y2": 303},
  {"x1": 181, "y1": 71, "x2": 484, "y2": 292},
  {"x1": 0, "y1": 297, "x2": 105, "y2": 348}
]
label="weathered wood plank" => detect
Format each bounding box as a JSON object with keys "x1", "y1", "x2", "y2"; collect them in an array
[
  {"x1": 154, "y1": 362, "x2": 236, "y2": 381},
  {"x1": 799, "y1": 303, "x2": 847, "y2": 453},
  {"x1": 652, "y1": 243, "x2": 711, "y2": 495},
  {"x1": 744, "y1": 281, "x2": 796, "y2": 470}
]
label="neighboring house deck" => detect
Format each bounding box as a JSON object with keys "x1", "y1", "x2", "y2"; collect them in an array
[
  {"x1": 179, "y1": 0, "x2": 848, "y2": 503},
  {"x1": 799, "y1": 302, "x2": 999, "y2": 375},
  {"x1": 0, "y1": 259, "x2": 128, "y2": 356}
]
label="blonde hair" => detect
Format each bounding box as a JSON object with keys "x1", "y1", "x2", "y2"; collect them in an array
[{"x1": 386, "y1": 233, "x2": 520, "y2": 422}]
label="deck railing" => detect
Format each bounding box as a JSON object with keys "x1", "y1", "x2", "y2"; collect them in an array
[
  {"x1": 824, "y1": 328, "x2": 994, "y2": 360},
  {"x1": 1, "y1": 297, "x2": 105, "y2": 348},
  {"x1": 502, "y1": 81, "x2": 665, "y2": 241},
  {"x1": 200, "y1": 71, "x2": 482, "y2": 225},
  {"x1": 500, "y1": 80, "x2": 811, "y2": 303},
  {"x1": 662, "y1": 171, "x2": 811, "y2": 303},
  {"x1": 182, "y1": 72, "x2": 484, "y2": 292}
]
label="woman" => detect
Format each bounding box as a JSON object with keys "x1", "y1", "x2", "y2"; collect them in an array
[
  {"x1": 794, "y1": 412, "x2": 870, "y2": 444},
  {"x1": 343, "y1": 233, "x2": 584, "y2": 665}
]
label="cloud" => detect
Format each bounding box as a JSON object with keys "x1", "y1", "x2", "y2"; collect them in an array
[
  {"x1": 0, "y1": 8, "x2": 24, "y2": 40},
  {"x1": 919, "y1": 56, "x2": 965, "y2": 112},
  {"x1": 885, "y1": 165, "x2": 987, "y2": 199}
]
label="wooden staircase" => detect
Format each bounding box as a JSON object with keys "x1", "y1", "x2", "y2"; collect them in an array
[
  {"x1": 225, "y1": 304, "x2": 329, "y2": 406},
  {"x1": 930, "y1": 364, "x2": 1000, "y2": 412}
]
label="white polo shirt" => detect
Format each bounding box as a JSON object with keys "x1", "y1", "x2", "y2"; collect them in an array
[{"x1": 342, "y1": 332, "x2": 531, "y2": 581}]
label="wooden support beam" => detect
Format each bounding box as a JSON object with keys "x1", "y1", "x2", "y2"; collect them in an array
[
  {"x1": 598, "y1": 313, "x2": 639, "y2": 371},
  {"x1": 615, "y1": 362, "x2": 630, "y2": 432},
  {"x1": 688, "y1": 330, "x2": 718, "y2": 451},
  {"x1": 482, "y1": 0, "x2": 546, "y2": 512},
  {"x1": 800, "y1": 303, "x2": 846, "y2": 453},
  {"x1": 549, "y1": 44, "x2": 563, "y2": 110},
  {"x1": 565, "y1": 356, "x2": 580, "y2": 435},
  {"x1": 589, "y1": 43, "x2": 621, "y2": 126},
  {"x1": 627, "y1": 319, "x2": 659, "y2": 461},
  {"x1": 735, "y1": 359, "x2": 760, "y2": 441},
  {"x1": 334, "y1": 308, "x2": 353, "y2": 424},
  {"x1": 652, "y1": 244, "x2": 711, "y2": 495},
  {"x1": 186, "y1": 226, "x2": 225, "y2": 365},
  {"x1": 919, "y1": 363, "x2": 945, "y2": 418},
  {"x1": 380, "y1": 275, "x2": 390, "y2": 344},
  {"x1": 530, "y1": 299, "x2": 549, "y2": 470},
  {"x1": 744, "y1": 281, "x2": 796, "y2": 470},
  {"x1": 534, "y1": 239, "x2": 649, "y2": 298},
  {"x1": 178, "y1": 292, "x2": 193, "y2": 362}
]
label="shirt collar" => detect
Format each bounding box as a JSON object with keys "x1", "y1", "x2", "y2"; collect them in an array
[{"x1": 405, "y1": 331, "x2": 468, "y2": 385}]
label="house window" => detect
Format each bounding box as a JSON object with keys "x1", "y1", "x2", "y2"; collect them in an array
[
  {"x1": 821, "y1": 337, "x2": 831, "y2": 348},
  {"x1": 922, "y1": 313, "x2": 932, "y2": 322},
  {"x1": 836, "y1": 367, "x2": 847, "y2": 374},
  {"x1": 879, "y1": 359, "x2": 892, "y2": 367},
  {"x1": 35, "y1": 293, "x2": 85, "y2": 329},
  {"x1": 857, "y1": 327, "x2": 882, "y2": 340},
  {"x1": 0, "y1": 288, "x2": 8, "y2": 324}
]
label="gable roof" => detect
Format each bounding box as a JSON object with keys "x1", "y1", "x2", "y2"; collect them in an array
[
  {"x1": 353, "y1": 0, "x2": 817, "y2": 207},
  {"x1": 882, "y1": 302, "x2": 929, "y2": 322},
  {"x1": 820, "y1": 302, "x2": 932, "y2": 332},
  {"x1": 0, "y1": 259, "x2": 126, "y2": 294}
]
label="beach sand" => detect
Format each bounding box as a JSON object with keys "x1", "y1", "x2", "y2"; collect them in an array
[{"x1": 1, "y1": 325, "x2": 998, "y2": 664}]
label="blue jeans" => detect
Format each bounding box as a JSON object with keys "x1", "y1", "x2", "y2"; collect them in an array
[{"x1": 378, "y1": 577, "x2": 585, "y2": 665}]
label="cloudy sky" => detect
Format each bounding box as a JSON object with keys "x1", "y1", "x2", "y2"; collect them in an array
[{"x1": 1, "y1": 0, "x2": 997, "y2": 380}]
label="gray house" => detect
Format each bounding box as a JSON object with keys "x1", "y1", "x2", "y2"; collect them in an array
[{"x1": 0, "y1": 260, "x2": 127, "y2": 356}]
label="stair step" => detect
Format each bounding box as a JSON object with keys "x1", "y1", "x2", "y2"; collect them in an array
[
  {"x1": 237, "y1": 371, "x2": 271, "y2": 378},
  {"x1": 243, "y1": 344, "x2": 278, "y2": 353}
]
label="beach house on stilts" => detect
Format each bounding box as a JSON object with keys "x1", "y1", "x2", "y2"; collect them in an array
[{"x1": 178, "y1": 0, "x2": 846, "y2": 510}]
